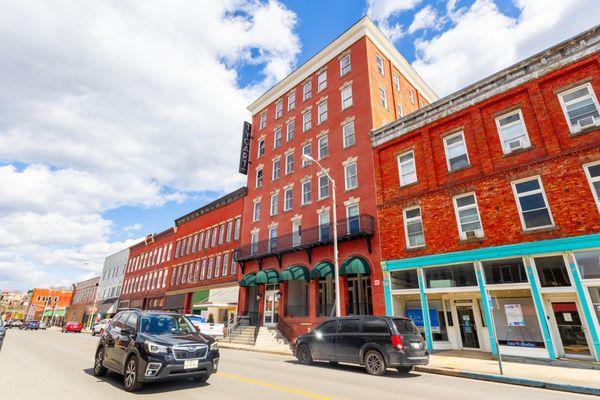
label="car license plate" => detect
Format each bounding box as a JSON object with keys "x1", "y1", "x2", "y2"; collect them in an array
[
  {"x1": 184, "y1": 360, "x2": 198, "y2": 369},
  {"x1": 411, "y1": 342, "x2": 422, "y2": 350}
]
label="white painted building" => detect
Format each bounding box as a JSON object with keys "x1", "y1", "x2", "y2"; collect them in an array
[{"x1": 95, "y1": 248, "x2": 129, "y2": 318}]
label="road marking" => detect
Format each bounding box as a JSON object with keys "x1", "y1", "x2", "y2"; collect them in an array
[{"x1": 216, "y1": 371, "x2": 335, "y2": 400}]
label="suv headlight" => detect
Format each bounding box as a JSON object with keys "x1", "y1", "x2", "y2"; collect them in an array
[
  {"x1": 210, "y1": 342, "x2": 218, "y2": 352},
  {"x1": 145, "y1": 341, "x2": 169, "y2": 354}
]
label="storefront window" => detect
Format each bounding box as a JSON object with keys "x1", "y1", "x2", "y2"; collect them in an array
[
  {"x1": 424, "y1": 263, "x2": 477, "y2": 288},
  {"x1": 286, "y1": 280, "x2": 309, "y2": 317},
  {"x1": 489, "y1": 290, "x2": 544, "y2": 348},
  {"x1": 574, "y1": 250, "x2": 600, "y2": 279},
  {"x1": 483, "y1": 258, "x2": 528, "y2": 285},
  {"x1": 427, "y1": 300, "x2": 449, "y2": 341},
  {"x1": 589, "y1": 287, "x2": 600, "y2": 327},
  {"x1": 534, "y1": 255, "x2": 571, "y2": 287},
  {"x1": 318, "y1": 277, "x2": 334, "y2": 317},
  {"x1": 390, "y1": 269, "x2": 419, "y2": 290}
]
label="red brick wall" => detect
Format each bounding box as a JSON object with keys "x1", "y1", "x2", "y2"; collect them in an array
[{"x1": 374, "y1": 53, "x2": 600, "y2": 261}]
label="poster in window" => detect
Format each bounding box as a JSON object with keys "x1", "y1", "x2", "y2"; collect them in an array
[{"x1": 504, "y1": 304, "x2": 525, "y2": 326}]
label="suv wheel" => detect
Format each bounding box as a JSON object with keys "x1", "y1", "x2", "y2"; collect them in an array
[
  {"x1": 364, "y1": 350, "x2": 387, "y2": 376},
  {"x1": 123, "y1": 356, "x2": 143, "y2": 392},
  {"x1": 296, "y1": 344, "x2": 313, "y2": 365},
  {"x1": 93, "y1": 347, "x2": 108, "y2": 377}
]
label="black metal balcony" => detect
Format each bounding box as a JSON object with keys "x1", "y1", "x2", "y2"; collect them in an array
[{"x1": 235, "y1": 214, "x2": 375, "y2": 268}]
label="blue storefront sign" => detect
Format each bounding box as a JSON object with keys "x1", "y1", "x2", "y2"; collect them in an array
[{"x1": 406, "y1": 308, "x2": 439, "y2": 328}]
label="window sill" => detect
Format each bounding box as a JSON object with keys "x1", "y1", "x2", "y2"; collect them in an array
[
  {"x1": 446, "y1": 164, "x2": 473, "y2": 175},
  {"x1": 405, "y1": 245, "x2": 427, "y2": 252},
  {"x1": 458, "y1": 236, "x2": 487, "y2": 244},
  {"x1": 568, "y1": 125, "x2": 600, "y2": 137},
  {"x1": 301, "y1": 202, "x2": 312, "y2": 207},
  {"x1": 520, "y1": 225, "x2": 559, "y2": 235},
  {"x1": 502, "y1": 145, "x2": 534, "y2": 158},
  {"x1": 399, "y1": 180, "x2": 420, "y2": 189},
  {"x1": 341, "y1": 104, "x2": 354, "y2": 112},
  {"x1": 345, "y1": 187, "x2": 358, "y2": 193}
]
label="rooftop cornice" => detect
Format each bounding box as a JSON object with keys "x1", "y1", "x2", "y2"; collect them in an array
[
  {"x1": 174, "y1": 186, "x2": 247, "y2": 226},
  {"x1": 371, "y1": 24, "x2": 600, "y2": 148}
]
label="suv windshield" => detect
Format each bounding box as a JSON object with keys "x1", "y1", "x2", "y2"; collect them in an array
[
  {"x1": 139, "y1": 314, "x2": 196, "y2": 335},
  {"x1": 393, "y1": 318, "x2": 420, "y2": 334}
]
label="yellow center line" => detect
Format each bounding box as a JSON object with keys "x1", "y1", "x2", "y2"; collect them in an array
[{"x1": 216, "y1": 371, "x2": 336, "y2": 400}]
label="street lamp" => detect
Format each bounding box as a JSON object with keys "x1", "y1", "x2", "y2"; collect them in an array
[{"x1": 302, "y1": 154, "x2": 341, "y2": 318}]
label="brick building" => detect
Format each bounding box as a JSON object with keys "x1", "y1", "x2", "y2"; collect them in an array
[
  {"x1": 119, "y1": 187, "x2": 245, "y2": 323},
  {"x1": 65, "y1": 277, "x2": 99, "y2": 329},
  {"x1": 235, "y1": 16, "x2": 436, "y2": 340},
  {"x1": 372, "y1": 27, "x2": 600, "y2": 361},
  {"x1": 24, "y1": 288, "x2": 72, "y2": 325}
]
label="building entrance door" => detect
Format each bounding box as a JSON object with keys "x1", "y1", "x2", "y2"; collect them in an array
[
  {"x1": 456, "y1": 305, "x2": 480, "y2": 349},
  {"x1": 552, "y1": 302, "x2": 591, "y2": 357},
  {"x1": 263, "y1": 286, "x2": 280, "y2": 327}
]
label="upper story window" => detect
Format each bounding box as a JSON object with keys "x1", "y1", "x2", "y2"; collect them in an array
[
  {"x1": 379, "y1": 87, "x2": 388, "y2": 109},
  {"x1": 404, "y1": 206, "x2": 425, "y2": 248},
  {"x1": 511, "y1": 176, "x2": 554, "y2": 230},
  {"x1": 397, "y1": 150, "x2": 417, "y2": 186},
  {"x1": 257, "y1": 138, "x2": 265, "y2": 157},
  {"x1": 376, "y1": 55, "x2": 384, "y2": 75},
  {"x1": 318, "y1": 135, "x2": 328, "y2": 159},
  {"x1": 340, "y1": 54, "x2": 351, "y2": 76},
  {"x1": 270, "y1": 193, "x2": 279, "y2": 216},
  {"x1": 207, "y1": 257, "x2": 214, "y2": 279},
  {"x1": 225, "y1": 220, "x2": 233, "y2": 243},
  {"x1": 302, "y1": 143, "x2": 312, "y2": 167},
  {"x1": 443, "y1": 131, "x2": 469, "y2": 172},
  {"x1": 558, "y1": 83, "x2": 600, "y2": 133},
  {"x1": 584, "y1": 162, "x2": 600, "y2": 212},
  {"x1": 303, "y1": 81, "x2": 312, "y2": 101},
  {"x1": 318, "y1": 174, "x2": 329, "y2": 199},
  {"x1": 318, "y1": 211, "x2": 330, "y2": 241},
  {"x1": 341, "y1": 85, "x2": 353, "y2": 110},
  {"x1": 274, "y1": 127, "x2": 282, "y2": 148},
  {"x1": 204, "y1": 229, "x2": 211, "y2": 248},
  {"x1": 453, "y1": 193, "x2": 484, "y2": 240},
  {"x1": 268, "y1": 226, "x2": 278, "y2": 252},
  {"x1": 393, "y1": 74, "x2": 400, "y2": 91},
  {"x1": 259, "y1": 112, "x2": 267, "y2": 129},
  {"x1": 317, "y1": 100, "x2": 328, "y2": 124},
  {"x1": 317, "y1": 70, "x2": 327, "y2": 92},
  {"x1": 200, "y1": 259, "x2": 207, "y2": 280},
  {"x1": 342, "y1": 120, "x2": 355, "y2": 148},
  {"x1": 255, "y1": 167, "x2": 263, "y2": 188},
  {"x1": 302, "y1": 180, "x2": 312, "y2": 205},
  {"x1": 272, "y1": 158, "x2": 281, "y2": 180},
  {"x1": 275, "y1": 99, "x2": 283, "y2": 119},
  {"x1": 233, "y1": 217, "x2": 241, "y2": 241},
  {"x1": 408, "y1": 89, "x2": 415, "y2": 104},
  {"x1": 218, "y1": 224, "x2": 225, "y2": 245},
  {"x1": 286, "y1": 120, "x2": 295, "y2": 141},
  {"x1": 253, "y1": 200, "x2": 261, "y2": 222},
  {"x1": 285, "y1": 152, "x2": 294, "y2": 174},
  {"x1": 344, "y1": 161, "x2": 358, "y2": 190},
  {"x1": 211, "y1": 226, "x2": 218, "y2": 247},
  {"x1": 495, "y1": 109, "x2": 530, "y2": 153},
  {"x1": 302, "y1": 110, "x2": 312, "y2": 132},
  {"x1": 287, "y1": 91, "x2": 296, "y2": 111},
  {"x1": 284, "y1": 187, "x2": 293, "y2": 211},
  {"x1": 397, "y1": 103, "x2": 404, "y2": 118}
]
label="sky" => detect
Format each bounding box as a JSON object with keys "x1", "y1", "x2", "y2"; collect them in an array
[{"x1": 1, "y1": 0, "x2": 599, "y2": 290}]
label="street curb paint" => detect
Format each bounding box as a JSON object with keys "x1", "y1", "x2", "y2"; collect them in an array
[{"x1": 414, "y1": 366, "x2": 600, "y2": 396}]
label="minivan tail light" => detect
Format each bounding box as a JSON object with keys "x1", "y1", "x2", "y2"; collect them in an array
[{"x1": 391, "y1": 335, "x2": 404, "y2": 350}]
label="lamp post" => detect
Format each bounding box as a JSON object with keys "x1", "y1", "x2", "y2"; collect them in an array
[{"x1": 302, "y1": 154, "x2": 341, "y2": 318}]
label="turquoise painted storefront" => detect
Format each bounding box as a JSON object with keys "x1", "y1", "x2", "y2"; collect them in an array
[{"x1": 382, "y1": 234, "x2": 600, "y2": 362}]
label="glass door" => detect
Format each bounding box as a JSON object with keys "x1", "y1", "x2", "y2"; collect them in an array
[
  {"x1": 456, "y1": 305, "x2": 480, "y2": 349},
  {"x1": 263, "y1": 288, "x2": 279, "y2": 327},
  {"x1": 552, "y1": 302, "x2": 590, "y2": 357}
]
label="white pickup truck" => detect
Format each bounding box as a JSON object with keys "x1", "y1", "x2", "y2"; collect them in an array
[{"x1": 186, "y1": 314, "x2": 224, "y2": 338}]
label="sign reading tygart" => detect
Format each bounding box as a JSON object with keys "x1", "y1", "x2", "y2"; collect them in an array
[{"x1": 238, "y1": 121, "x2": 252, "y2": 175}]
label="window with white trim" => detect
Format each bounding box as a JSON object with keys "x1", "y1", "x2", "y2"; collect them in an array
[
  {"x1": 233, "y1": 217, "x2": 241, "y2": 241},
  {"x1": 317, "y1": 70, "x2": 327, "y2": 92},
  {"x1": 303, "y1": 81, "x2": 312, "y2": 101},
  {"x1": 376, "y1": 55, "x2": 384, "y2": 75},
  {"x1": 275, "y1": 99, "x2": 283, "y2": 119},
  {"x1": 285, "y1": 152, "x2": 294, "y2": 174},
  {"x1": 397, "y1": 103, "x2": 403, "y2": 118},
  {"x1": 393, "y1": 73, "x2": 400, "y2": 90},
  {"x1": 584, "y1": 162, "x2": 600, "y2": 211},
  {"x1": 342, "y1": 120, "x2": 355, "y2": 148},
  {"x1": 286, "y1": 120, "x2": 295, "y2": 141},
  {"x1": 268, "y1": 226, "x2": 277, "y2": 252},
  {"x1": 207, "y1": 257, "x2": 214, "y2": 279},
  {"x1": 512, "y1": 177, "x2": 554, "y2": 230},
  {"x1": 453, "y1": 193, "x2": 484, "y2": 240},
  {"x1": 284, "y1": 187, "x2": 293, "y2": 211},
  {"x1": 495, "y1": 109, "x2": 530, "y2": 153},
  {"x1": 272, "y1": 158, "x2": 281, "y2": 180},
  {"x1": 218, "y1": 223, "x2": 225, "y2": 245},
  {"x1": 443, "y1": 131, "x2": 469, "y2": 171},
  {"x1": 379, "y1": 87, "x2": 388, "y2": 109},
  {"x1": 302, "y1": 110, "x2": 312, "y2": 132},
  {"x1": 204, "y1": 229, "x2": 211, "y2": 248},
  {"x1": 270, "y1": 193, "x2": 279, "y2": 216},
  {"x1": 558, "y1": 83, "x2": 600, "y2": 133},
  {"x1": 274, "y1": 127, "x2": 282, "y2": 148},
  {"x1": 225, "y1": 220, "x2": 233, "y2": 243},
  {"x1": 408, "y1": 89, "x2": 414, "y2": 104},
  {"x1": 257, "y1": 138, "x2": 265, "y2": 157},
  {"x1": 302, "y1": 181, "x2": 312, "y2": 205},
  {"x1": 346, "y1": 203, "x2": 360, "y2": 233},
  {"x1": 404, "y1": 207, "x2": 425, "y2": 248},
  {"x1": 259, "y1": 112, "x2": 267, "y2": 129},
  {"x1": 317, "y1": 100, "x2": 328, "y2": 124},
  {"x1": 317, "y1": 135, "x2": 328, "y2": 159},
  {"x1": 292, "y1": 220, "x2": 301, "y2": 246},
  {"x1": 288, "y1": 91, "x2": 296, "y2": 111},
  {"x1": 302, "y1": 143, "x2": 312, "y2": 167},
  {"x1": 255, "y1": 167, "x2": 263, "y2": 188},
  {"x1": 397, "y1": 150, "x2": 417, "y2": 186},
  {"x1": 211, "y1": 226, "x2": 218, "y2": 247},
  {"x1": 318, "y1": 211, "x2": 330, "y2": 241},
  {"x1": 340, "y1": 54, "x2": 351, "y2": 76},
  {"x1": 200, "y1": 260, "x2": 206, "y2": 280},
  {"x1": 341, "y1": 85, "x2": 353, "y2": 110},
  {"x1": 253, "y1": 200, "x2": 261, "y2": 222},
  {"x1": 344, "y1": 161, "x2": 358, "y2": 190},
  {"x1": 250, "y1": 232, "x2": 259, "y2": 255},
  {"x1": 214, "y1": 255, "x2": 221, "y2": 278},
  {"x1": 222, "y1": 253, "x2": 229, "y2": 276},
  {"x1": 318, "y1": 174, "x2": 329, "y2": 199}
]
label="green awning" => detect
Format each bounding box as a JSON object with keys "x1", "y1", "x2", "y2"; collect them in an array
[
  {"x1": 42, "y1": 309, "x2": 66, "y2": 317},
  {"x1": 240, "y1": 273, "x2": 257, "y2": 287},
  {"x1": 340, "y1": 256, "x2": 371, "y2": 275},
  {"x1": 310, "y1": 261, "x2": 334, "y2": 279},
  {"x1": 280, "y1": 265, "x2": 309, "y2": 281},
  {"x1": 255, "y1": 269, "x2": 280, "y2": 284}
]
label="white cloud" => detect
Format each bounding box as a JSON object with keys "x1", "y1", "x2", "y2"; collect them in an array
[
  {"x1": 408, "y1": 5, "x2": 440, "y2": 34},
  {"x1": 412, "y1": 0, "x2": 600, "y2": 96},
  {"x1": 123, "y1": 223, "x2": 143, "y2": 233},
  {"x1": 0, "y1": 0, "x2": 301, "y2": 290},
  {"x1": 366, "y1": 0, "x2": 423, "y2": 40}
]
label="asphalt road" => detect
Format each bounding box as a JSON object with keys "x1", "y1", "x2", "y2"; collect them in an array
[{"x1": 0, "y1": 329, "x2": 595, "y2": 400}]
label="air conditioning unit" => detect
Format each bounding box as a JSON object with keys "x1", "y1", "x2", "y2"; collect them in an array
[
  {"x1": 464, "y1": 229, "x2": 483, "y2": 239},
  {"x1": 574, "y1": 116, "x2": 600, "y2": 132},
  {"x1": 507, "y1": 139, "x2": 524, "y2": 151}
]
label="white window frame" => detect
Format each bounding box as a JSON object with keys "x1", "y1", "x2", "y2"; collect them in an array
[
  {"x1": 284, "y1": 188, "x2": 293, "y2": 211},
  {"x1": 286, "y1": 120, "x2": 295, "y2": 141},
  {"x1": 292, "y1": 220, "x2": 301, "y2": 246},
  {"x1": 379, "y1": 86, "x2": 388, "y2": 109},
  {"x1": 272, "y1": 158, "x2": 281, "y2": 180},
  {"x1": 253, "y1": 200, "x2": 261, "y2": 222},
  {"x1": 285, "y1": 152, "x2": 294, "y2": 175},
  {"x1": 346, "y1": 203, "x2": 360, "y2": 232},
  {"x1": 397, "y1": 103, "x2": 403, "y2": 118},
  {"x1": 255, "y1": 167, "x2": 263, "y2": 188},
  {"x1": 303, "y1": 81, "x2": 312, "y2": 101},
  {"x1": 584, "y1": 161, "x2": 600, "y2": 212},
  {"x1": 557, "y1": 82, "x2": 600, "y2": 134},
  {"x1": 317, "y1": 135, "x2": 328, "y2": 159},
  {"x1": 495, "y1": 109, "x2": 531, "y2": 154},
  {"x1": 340, "y1": 54, "x2": 351, "y2": 76},
  {"x1": 318, "y1": 174, "x2": 329, "y2": 200},
  {"x1": 403, "y1": 206, "x2": 425, "y2": 249},
  {"x1": 376, "y1": 55, "x2": 384, "y2": 76},
  {"x1": 393, "y1": 73, "x2": 400, "y2": 91},
  {"x1": 302, "y1": 110, "x2": 312, "y2": 132},
  {"x1": 317, "y1": 70, "x2": 327, "y2": 92},
  {"x1": 408, "y1": 89, "x2": 414, "y2": 104},
  {"x1": 443, "y1": 131, "x2": 470, "y2": 172},
  {"x1": 257, "y1": 138, "x2": 265, "y2": 157},
  {"x1": 452, "y1": 192, "x2": 484, "y2": 240},
  {"x1": 341, "y1": 85, "x2": 353, "y2": 110},
  {"x1": 344, "y1": 162, "x2": 358, "y2": 190},
  {"x1": 250, "y1": 233, "x2": 258, "y2": 255},
  {"x1": 342, "y1": 120, "x2": 355, "y2": 148},
  {"x1": 287, "y1": 91, "x2": 296, "y2": 111},
  {"x1": 302, "y1": 143, "x2": 312, "y2": 167},
  {"x1": 318, "y1": 211, "x2": 330, "y2": 241},
  {"x1": 274, "y1": 127, "x2": 282, "y2": 148},
  {"x1": 259, "y1": 112, "x2": 267, "y2": 129},
  {"x1": 302, "y1": 181, "x2": 312, "y2": 205},
  {"x1": 270, "y1": 193, "x2": 279, "y2": 216},
  {"x1": 268, "y1": 226, "x2": 277, "y2": 252},
  {"x1": 511, "y1": 176, "x2": 555, "y2": 231},
  {"x1": 275, "y1": 99, "x2": 283, "y2": 119},
  {"x1": 397, "y1": 150, "x2": 417, "y2": 186},
  {"x1": 233, "y1": 218, "x2": 241, "y2": 241},
  {"x1": 317, "y1": 100, "x2": 328, "y2": 124}
]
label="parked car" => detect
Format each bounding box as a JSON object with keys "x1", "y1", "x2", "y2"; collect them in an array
[
  {"x1": 39, "y1": 321, "x2": 48, "y2": 330},
  {"x1": 92, "y1": 319, "x2": 110, "y2": 336},
  {"x1": 0, "y1": 319, "x2": 6, "y2": 350},
  {"x1": 93, "y1": 310, "x2": 219, "y2": 392},
  {"x1": 185, "y1": 315, "x2": 224, "y2": 339},
  {"x1": 7, "y1": 320, "x2": 23, "y2": 329},
  {"x1": 62, "y1": 321, "x2": 83, "y2": 333},
  {"x1": 20, "y1": 320, "x2": 40, "y2": 330},
  {"x1": 294, "y1": 316, "x2": 428, "y2": 376}
]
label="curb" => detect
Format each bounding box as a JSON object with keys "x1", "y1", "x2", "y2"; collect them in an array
[
  {"x1": 414, "y1": 366, "x2": 600, "y2": 396},
  {"x1": 219, "y1": 343, "x2": 293, "y2": 357}
]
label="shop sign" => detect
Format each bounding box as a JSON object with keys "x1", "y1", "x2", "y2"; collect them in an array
[
  {"x1": 405, "y1": 308, "x2": 439, "y2": 328},
  {"x1": 238, "y1": 122, "x2": 252, "y2": 174},
  {"x1": 506, "y1": 340, "x2": 536, "y2": 348},
  {"x1": 504, "y1": 304, "x2": 525, "y2": 326}
]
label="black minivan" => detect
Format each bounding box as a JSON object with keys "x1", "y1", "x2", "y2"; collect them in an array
[
  {"x1": 93, "y1": 309, "x2": 219, "y2": 392},
  {"x1": 294, "y1": 316, "x2": 428, "y2": 376}
]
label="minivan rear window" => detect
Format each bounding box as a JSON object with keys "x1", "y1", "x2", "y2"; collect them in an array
[
  {"x1": 363, "y1": 319, "x2": 389, "y2": 333},
  {"x1": 393, "y1": 318, "x2": 420, "y2": 334}
]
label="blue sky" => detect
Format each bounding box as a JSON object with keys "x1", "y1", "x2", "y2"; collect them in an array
[{"x1": 1, "y1": 0, "x2": 598, "y2": 290}]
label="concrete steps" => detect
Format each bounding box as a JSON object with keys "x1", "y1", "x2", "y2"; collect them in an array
[
  {"x1": 227, "y1": 326, "x2": 257, "y2": 345},
  {"x1": 254, "y1": 327, "x2": 292, "y2": 352}
]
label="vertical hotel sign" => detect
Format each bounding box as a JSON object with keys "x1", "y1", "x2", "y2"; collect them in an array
[{"x1": 238, "y1": 121, "x2": 252, "y2": 174}]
